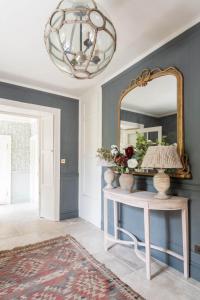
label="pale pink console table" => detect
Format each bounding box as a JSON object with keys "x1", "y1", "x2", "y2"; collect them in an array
[{"x1": 103, "y1": 188, "x2": 189, "y2": 280}]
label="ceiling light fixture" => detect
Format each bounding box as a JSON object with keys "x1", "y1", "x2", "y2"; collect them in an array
[{"x1": 44, "y1": 0, "x2": 117, "y2": 79}]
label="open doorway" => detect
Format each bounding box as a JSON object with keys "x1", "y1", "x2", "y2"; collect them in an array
[
  {"x1": 0, "y1": 98, "x2": 61, "y2": 221},
  {"x1": 0, "y1": 114, "x2": 39, "y2": 213}
]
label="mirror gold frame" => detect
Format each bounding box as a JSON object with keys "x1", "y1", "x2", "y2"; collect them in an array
[{"x1": 118, "y1": 67, "x2": 191, "y2": 179}]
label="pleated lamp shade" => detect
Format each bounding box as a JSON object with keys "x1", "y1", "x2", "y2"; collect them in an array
[{"x1": 141, "y1": 145, "x2": 183, "y2": 169}]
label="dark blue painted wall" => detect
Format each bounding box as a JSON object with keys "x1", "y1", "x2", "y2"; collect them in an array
[
  {"x1": 160, "y1": 114, "x2": 177, "y2": 144},
  {"x1": 102, "y1": 23, "x2": 200, "y2": 281},
  {"x1": 0, "y1": 82, "x2": 79, "y2": 220},
  {"x1": 121, "y1": 109, "x2": 159, "y2": 127}
]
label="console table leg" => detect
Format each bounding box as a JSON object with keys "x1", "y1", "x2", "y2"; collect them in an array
[
  {"x1": 182, "y1": 206, "x2": 189, "y2": 278},
  {"x1": 144, "y1": 208, "x2": 151, "y2": 280},
  {"x1": 114, "y1": 201, "x2": 118, "y2": 240},
  {"x1": 104, "y1": 196, "x2": 108, "y2": 251}
]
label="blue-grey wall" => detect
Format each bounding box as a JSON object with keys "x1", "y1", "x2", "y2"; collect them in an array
[
  {"x1": 160, "y1": 114, "x2": 177, "y2": 144},
  {"x1": 102, "y1": 23, "x2": 200, "y2": 281},
  {"x1": 0, "y1": 82, "x2": 79, "y2": 220},
  {"x1": 121, "y1": 109, "x2": 158, "y2": 127}
]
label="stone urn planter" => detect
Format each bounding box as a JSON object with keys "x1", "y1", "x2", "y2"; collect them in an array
[
  {"x1": 119, "y1": 173, "x2": 134, "y2": 193},
  {"x1": 104, "y1": 168, "x2": 115, "y2": 189}
]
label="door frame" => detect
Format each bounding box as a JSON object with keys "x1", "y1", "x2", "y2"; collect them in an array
[
  {"x1": 0, "y1": 98, "x2": 61, "y2": 221},
  {"x1": 0, "y1": 135, "x2": 11, "y2": 204}
]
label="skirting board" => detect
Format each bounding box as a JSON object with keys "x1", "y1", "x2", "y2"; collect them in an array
[{"x1": 60, "y1": 210, "x2": 78, "y2": 220}]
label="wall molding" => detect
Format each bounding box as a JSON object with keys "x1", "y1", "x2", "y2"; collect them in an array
[{"x1": 121, "y1": 107, "x2": 176, "y2": 119}]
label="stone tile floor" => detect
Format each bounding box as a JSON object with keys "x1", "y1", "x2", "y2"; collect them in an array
[{"x1": 0, "y1": 203, "x2": 200, "y2": 300}]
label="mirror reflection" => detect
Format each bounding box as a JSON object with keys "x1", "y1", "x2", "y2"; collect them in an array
[{"x1": 120, "y1": 75, "x2": 177, "y2": 168}]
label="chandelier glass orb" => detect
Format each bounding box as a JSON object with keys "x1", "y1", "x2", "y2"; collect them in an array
[{"x1": 44, "y1": 0, "x2": 116, "y2": 79}]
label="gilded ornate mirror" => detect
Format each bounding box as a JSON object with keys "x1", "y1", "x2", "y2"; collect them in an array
[{"x1": 118, "y1": 67, "x2": 191, "y2": 178}]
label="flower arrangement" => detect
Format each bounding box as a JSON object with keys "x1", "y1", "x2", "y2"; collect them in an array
[
  {"x1": 96, "y1": 148, "x2": 115, "y2": 167},
  {"x1": 97, "y1": 134, "x2": 170, "y2": 178},
  {"x1": 112, "y1": 145, "x2": 138, "y2": 174},
  {"x1": 97, "y1": 145, "x2": 138, "y2": 174}
]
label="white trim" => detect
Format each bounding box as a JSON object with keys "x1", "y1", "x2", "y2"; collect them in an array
[
  {"x1": 0, "y1": 77, "x2": 80, "y2": 101},
  {"x1": 0, "y1": 98, "x2": 61, "y2": 221},
  {"x1": 102, "y1": 15, "x2": 200, "y2": 86},
  {"x1": 0, "y1": 112, "x2": 36, "y2": 123},
  {"x1": 120, "y1": 121, "x2": 144, "y2": 130},
  {"x1": 158, "y1": 112, "x2": 177, "y2": 118},
  {"x1": 122, "y1": 106, "x2": 177, "y2": 118},
  {"x1": 0, "y1": 135, "x2": 11, "y2": 205},
  {"x1": 52, "y1": 109, "x2": 61, "y2": 221},
  {"x1": 122, "y1": 106, "x2": 158, "y2": 118},
  {"x1": 78, "y1": 97, "x2": 82, "y2": 218}
]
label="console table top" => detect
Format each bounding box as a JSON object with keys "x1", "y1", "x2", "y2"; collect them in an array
[{"x1": 103, "y1": 188, "x2": 188, "y2": 210}]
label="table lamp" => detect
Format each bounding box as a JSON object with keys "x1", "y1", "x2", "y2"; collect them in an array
[{"x1": 141, "y1": 145, "x2": 183, "y2": 199}]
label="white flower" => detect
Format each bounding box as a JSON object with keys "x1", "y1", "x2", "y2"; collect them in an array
[
  {"x1": 111, "y1": 148, "x2": 119, "y2": 156},
  {"x1": 127, "y1": 158, "x2": 138, "y2": 169},
  {"x1": 111, "y1": 145, "x2": 119, "y2": 157},
  {"x1": 111, "y1": 145, "x2": 119, "y2": 150}
]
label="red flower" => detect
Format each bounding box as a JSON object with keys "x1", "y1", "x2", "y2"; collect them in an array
[
  {"x1": 125, "y1": 146, "x2": 134, "y2": 159},
  {"x1": 114, "y1": 155, "x2": 128, "y2": 167}
]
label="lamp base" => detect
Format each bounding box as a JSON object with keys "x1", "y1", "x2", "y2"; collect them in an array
[
  {"x1": 153, "y1": 169, "x2": 170, "y2": 200},
  {"x1": 154, "y1": 192, "x2": 170, "y2": 200}
]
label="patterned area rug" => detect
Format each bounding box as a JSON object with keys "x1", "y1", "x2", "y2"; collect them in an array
[{"x1": 0, "y1": 236, "x2": 144, "y2": 300}]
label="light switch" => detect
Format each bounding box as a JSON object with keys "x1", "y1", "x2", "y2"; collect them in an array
[{"x1": 61, "y1": 158, "x2": 67, "y2": 165}]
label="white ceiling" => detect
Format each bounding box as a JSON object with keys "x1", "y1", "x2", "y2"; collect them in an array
[
  {"x1": 121, "y1": 75, "x2": 177, "y2": 117},
  {"x1": 0, "y1": 0, "x2": 200, "y2": 98}
]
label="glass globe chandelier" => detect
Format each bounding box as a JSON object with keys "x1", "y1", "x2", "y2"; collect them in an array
[{"x1": 44, "y1": 0, "x2": 117, "y2": 79}]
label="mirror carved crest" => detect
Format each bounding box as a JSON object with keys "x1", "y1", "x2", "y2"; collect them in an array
[{"x1": 118, "y1": 67, "x2": 191, "y2": 179}]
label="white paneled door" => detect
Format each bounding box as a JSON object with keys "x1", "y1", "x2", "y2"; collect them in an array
[
  {"x1": 0, "y1": 135, "x2": 11, "y2": 204},
  {"x1": 40, "y1": 114, "x2": 55, "y2": 220}
]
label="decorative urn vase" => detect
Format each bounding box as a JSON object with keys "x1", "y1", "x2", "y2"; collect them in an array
[
  {"x1": 119, "y1": 174, "x2": 134, "y2": 193},
  {"x1": 104, "y1": 168, "x2": 115, "y2": 189}
]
